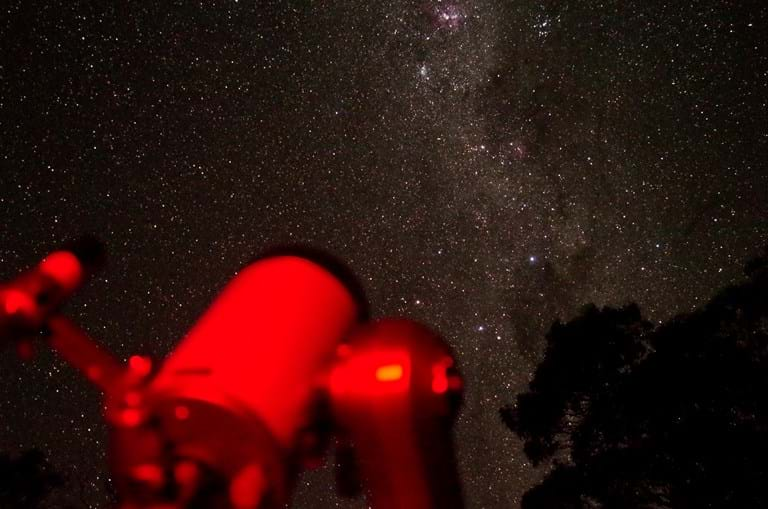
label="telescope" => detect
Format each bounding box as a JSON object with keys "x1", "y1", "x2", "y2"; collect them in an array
[{"x1": 0, "y1": 239, "x2": 464, "y2": 508}]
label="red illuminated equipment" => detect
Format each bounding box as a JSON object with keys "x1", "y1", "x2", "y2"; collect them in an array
[{"x1": 0, "y1": 241, "x2": 464, "y2": 509}]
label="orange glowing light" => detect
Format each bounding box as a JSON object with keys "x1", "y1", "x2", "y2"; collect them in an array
[
  {"x1": 375, "y1": 364, "x2": 404, "y2": 382},
  {"x1": 330, "y1": 349, "x2": 411, "y2": 397}
]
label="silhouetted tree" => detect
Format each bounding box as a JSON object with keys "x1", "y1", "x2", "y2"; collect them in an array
[
  {"x1": 502, "y1": 248, "x2": 768, "y2": 508},
  {"x1": 0, "y1": 449, "x2": 63, "y2": 508}
]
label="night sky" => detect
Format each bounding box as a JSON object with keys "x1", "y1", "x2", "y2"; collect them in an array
[{"x1": 1, "y1": 1, "x2": 766, "y2": 508}]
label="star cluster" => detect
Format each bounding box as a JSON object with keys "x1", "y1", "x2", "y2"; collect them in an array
[{"x1": 0, "y1": 1, "x2": 766, "y2": 507}]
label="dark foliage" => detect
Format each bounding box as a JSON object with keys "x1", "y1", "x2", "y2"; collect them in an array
[
  {"x1": 0, "y1": 449, "x2": 63, "y2": 509},
  {"x1": 502, "y1": 248, "x2": 768, "y2": 508}
]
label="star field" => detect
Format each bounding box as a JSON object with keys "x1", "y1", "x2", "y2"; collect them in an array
[{"x1": 1, "y1": 1, "x2": 766, "y2": 508}]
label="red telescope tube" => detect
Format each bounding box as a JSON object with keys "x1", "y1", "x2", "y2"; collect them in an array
[
  {"x1": 151, "y1": 251, "x2": 362, "y2": 445},
  {"x1": 110, "y1": 250, "x2": 365, "y2": 508}
]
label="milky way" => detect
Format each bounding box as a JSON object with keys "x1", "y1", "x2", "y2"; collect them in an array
[{"x1": 0, "y1": 1, "x2": 766, "y2": 507}]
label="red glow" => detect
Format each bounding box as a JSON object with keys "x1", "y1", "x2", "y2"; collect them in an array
[
  {"x1": 47, "y1": 315, "x2": 124, "y2": 394},
  {"x1": 174, "y1": 405, "x2": 190, "y2": 420},
  {"x1": 128, "y1": 355, "x2": 152, "y2": 377},
  {"x1": 174, "y1": 461, "x2": 200, "y2": 486},
  {"x1": 85, "y1": 365, "x2": 103, "y2": 383},
  {"x1": 330, "y1": 349, "x2": 411, "y2": 397},
  {"x1": 120, "y1": 408, "x2": 142, "y2": 427},
  {"x1": 376, "y1": 364, "x2": 404, "y2": 382},
  {"x1": 149, "y1": 255, "x2": 358, "y2": 449},
  {"x1": 38, "y1": 251, "x2": 82, "y2": 292},
  {"x1": 124, "y1": 391, "x2": 142, "y2": 407},
  {"x1": 131, "y1": 464, "x2": 164, "y2": 486},
  {"x1": 3, "y1": 289, "x2": 34, "y2": 315},
  {"x1": 432, "y1": 375, "x2": 448, "y2": 394},
  {"x1": 229, "y1": 465, "x2": 266, "y2": 509},
  {"x1": 336, "y1": 343, "x2": 352, "y2": 358},
  {"x1": 431, "y1": 356, "x2": 454, "y2": 394}
]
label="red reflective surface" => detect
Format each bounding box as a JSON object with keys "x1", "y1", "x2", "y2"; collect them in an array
[
  {"x1": 329, "y1": 320, "x2": 464, "y2": 509},
  {"x1": 128, "y1": 355, "x2": 152, "y2": 377},
  {"x1": 331, "y1": 349, "x2": 411, "y2": 397},
  {"x1": 150, "y1": 255, "x2": 359, "y2": 448},
  {"x1": 431, "y1": 356, "x2": 454, "y2": 394},
  {"x1": 38, "y1": 250, "x2": 83, "y2": 292},
  {"x1": 2, "y1": 289, "x2": 34, "y2": 315}
]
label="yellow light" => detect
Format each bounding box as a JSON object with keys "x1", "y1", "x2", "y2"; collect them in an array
[{"x1": 375, "y1": 364, "x2": 403, "y2": 382}]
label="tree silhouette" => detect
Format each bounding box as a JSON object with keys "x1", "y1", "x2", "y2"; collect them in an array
[
  {"x1": 0, "y1": 449, "x2": 63, "y2": 509},
  {"x1": 502, "y1": 248, "x2": 768, "y2": 508}
]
